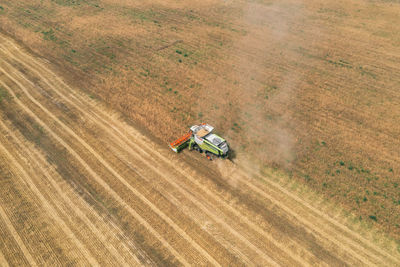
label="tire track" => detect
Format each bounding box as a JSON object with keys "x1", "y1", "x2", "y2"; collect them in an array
[
  {"x1": 216, "y1": 161, "x2": 384, "y2": 266},
  {"x1": 95, "y1": 116, "x2": 380, "y2": 265},
  {"x1": 237, "y1": 163, "x2": 400, "y2": 266},
  {"x1": 0, "y1": 119, "x2": 142, "y2": 267},
  {"x1": 0, "y1": 152, "x2": 72, "y2": 266},
  {"x1": 117, "y1": 106, "x2": 399, "y2": 264},
  {"x1": 0, "y1": 210, "x2": 30, "y2": 267},
  {"x1": 121, "y1": 128, "x2": 393, "y2": 264},
  {"x1": 0, "y1": 135, "x2": 96, "y2": 265},
  {"x1": 0, "y1": 67, "x2": 220, "y2": 267},
  {"x1": 104, "y1": 138, "x2": 281, "y2": 265},
  {"x1": 0, "y1": 97, "x2": 163, "y2": 266},
  {"x1": 0, "y1": 136, "x2": 100, "y2": 266},
  {"x1": 0, "y1": 249, "x2": 9, "y2": 267},
  {"x1": 0, "y1": 43, "x2": 305, "y2": 266},
  {"x1": 0, "y1": 79, "x2": 191, "y2": 266},
  {"x1": 133, "y1": 144, "x2": 363, "y2": 264},
  {"x1": 0, "y1": 205, "x2": 36, "y2": 266},
  {"x1": 106, "y1": 136, "x2": 302, "y2": 265}
]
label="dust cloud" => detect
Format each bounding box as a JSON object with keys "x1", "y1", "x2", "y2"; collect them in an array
[{"x1": 217, "y1": 0, "x2": 304, "y2": 178}]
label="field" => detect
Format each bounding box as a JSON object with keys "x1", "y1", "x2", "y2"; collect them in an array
[{"x1": 0, "y1": 0, "x2": 400, "y2": 265}]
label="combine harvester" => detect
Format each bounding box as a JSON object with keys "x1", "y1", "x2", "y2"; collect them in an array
[{"x1": 169, "y1": 123, "x2": 229, "y2": 160}]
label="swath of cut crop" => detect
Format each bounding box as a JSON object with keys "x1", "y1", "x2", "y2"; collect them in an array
[
  {"x1": 0, "y1": 79, "x2": 191, "y2": 266},
  {"x1": 0, "y1": 205, "x2": 36, "y2": 267},
  {"x1": 0, "y1": 66, "x2": 220, "y2": 267},
  {"x1": 236, "y1": 163, "x2": 400, "y2": 265},
  {"x1": 0, "y1": 147, "x2": 74, "y2": 266},
  {"x1": 0, "y1": 249, "x2": 10, "y2": 267},
  {"x1": 0, "y1": 119, "x2": 142, "y2": 266},
  {"x1": 0, "y1": 137, "x2": 100, "y2": 266}
]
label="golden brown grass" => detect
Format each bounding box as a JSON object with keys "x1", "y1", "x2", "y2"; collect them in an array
[{"x1": 1, "y1": 0, "x2": 400, "y2": 243}]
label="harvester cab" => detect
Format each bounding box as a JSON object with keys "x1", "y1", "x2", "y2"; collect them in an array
[{"x1": 169, "y1": 123, "x2": 229, "y2": 160}]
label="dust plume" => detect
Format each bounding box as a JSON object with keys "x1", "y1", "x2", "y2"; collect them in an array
[{"x1": 217, "y1": 0, "x2": 305, "y2": 177}]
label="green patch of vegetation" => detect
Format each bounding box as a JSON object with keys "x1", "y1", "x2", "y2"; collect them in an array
[
  {"x1": 185, "y1": 12, "x2": 201, "y2": 22},
  {"x1": 314, "y1": 140, "x2": 327, "y2": 151},
  {"x1": 125, "y1": 8, "x2": 163, "y2": 24},
  {"x1": 139, "y1": 68, "x2": 150, "y2": 78},
  {"x1": 88, "y1": 39, "x2": 121, "y2": 63},
  {"x1": 174, "y1": 48, "x2": 190, "y2": 62},
  {"x1": 326, "y1": 58, "x2": 353, "y2": 69},
  {"x1": 51, "y1": 0, "x2": 99, "y2": 7},
  {"x1": 231, "y1": 122, "x2": 241, "y2": 132},
  {"x1": 369, "y1": 215, "x2": 377, "y2": 222},
  {"x1": 63, "y1": 54, "x2": 79, "y2": 66},
  {"x1": 303, "y1": 174, "x2": 311, "y2": 182},
  {"x1": 317, "y1": 8, "x2": 348, "y2": 17},
  {"x1": 42, "y1": 29, "x2": 57, "y2": 41},
  {"x1": 132, "y1": 231, "x2": 175, "y2": 266},
  {"x1": 52, "y1": 0, "x2": 80, "y2": 5},
  {"x1": 374, "y1": 30, "x2": 391, "y2": 38},
  {"x1": 0, "y1": 87, "x2": 10, "y2": 103},
  {"x1": 361, "y1": 167, "x2": 370, "y2": 174},
  {"x1": 358, "y1": 66, "x2": 377, "y2": 79},
  {"x1": 263, "y1": 85, "x2": 278, "y2": 99}
]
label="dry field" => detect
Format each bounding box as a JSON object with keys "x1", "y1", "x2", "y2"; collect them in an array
[
  {"x1": 0, "y1": 33, "x2": 399, "y2": 266},
  {"x1": 0, "y1": 0, "x2": 400, "y2": 264},
  {"x1": 1, "y1": 0, "x2": 400, "y2": 240}
]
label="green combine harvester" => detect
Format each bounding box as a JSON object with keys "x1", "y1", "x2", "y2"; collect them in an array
[{"x1": 169, "y1": 123, "x2": 229, "y2": 160}]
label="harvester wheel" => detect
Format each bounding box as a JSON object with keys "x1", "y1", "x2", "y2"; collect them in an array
[
  {"x1": 193, "y1": 144, "x2": 202, "y2": 153},
  {"x1": 205, "y1": 152, "x2": 212, "y2": 161}
]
